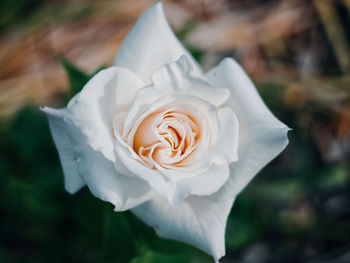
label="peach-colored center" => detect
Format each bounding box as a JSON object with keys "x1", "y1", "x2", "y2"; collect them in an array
[{"x1": 133, "y1": 109, "x2": 200, "y2": 169}]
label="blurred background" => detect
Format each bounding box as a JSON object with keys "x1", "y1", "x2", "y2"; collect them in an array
[{"x1": 0, "y1": 0, "x2": 349, "y2": 262}]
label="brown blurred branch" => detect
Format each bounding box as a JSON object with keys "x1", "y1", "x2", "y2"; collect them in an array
[{"x1": 313, "y1": 0, "x2": 350, "y2": 73}]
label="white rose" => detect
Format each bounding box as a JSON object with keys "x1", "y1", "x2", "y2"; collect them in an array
[{"x1": 42, "y1": 3, "x2": 289, "y2": 262}]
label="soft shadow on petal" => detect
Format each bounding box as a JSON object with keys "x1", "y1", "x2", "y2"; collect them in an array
[
  {"x1": 206, "y1": 58, "x2": 290, "y2": 199},
  {"x1": 114, "y1": 136, "x2": 176, "y2": 201},
  {"x1": 132, "y1": 193, "x2": 235, "y2": 262},
  {"x1": 115, "y1": 126, "x2": 230, "y2": 208},
  {"x1": 151, "y1": 56, "x2": 230, "y2": 107},
  {"x1": 209, "y1": 107, "x2": 239, "y2": 165},
  {"x1": 115, "y1": 130, "x2": 231, "y2": 207},
  {"x1": 41, "y1": 107, "x2": 84, "y2": 194},
  {"x1": 42, "y1": 107, "x2": 153, "y2": 211},
  {"x1": 222, "y1": 124, "x2": 289, "y2": 200},
  {"x1": 67, "y1": 67, "x2": 143, "y2": 163},
  {"x1": 206, "y1": 58, "x2": 287, "y2": 129},
  {"x1": 114, "y1": 2, "x2": 202, "y2": 84},
  {"x1": 168, "y1": 164, "x2": 230, "y2": 207}
]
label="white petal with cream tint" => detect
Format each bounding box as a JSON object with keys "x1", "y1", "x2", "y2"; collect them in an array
[
  {"x1": 112, "y1": 100, "x2": 232, "y2": 207},
  {"x1": 43, "y1": 2, "x2": 290, "y2": 262},
  {"x1": 42, "y1": 107, "x2": 154, "y2": 211},
  {"x1": 112, "y1": 56, "x2": 238, "y2": 207},
  {"x1": 67, "y1": 67, "x2": 144, "y2": 162},
  {"x1": 206, "y1": 58, "x2": 289, "y2": 200},
  {"x1": 114, "y1": 3, "x2": 202, "y2": 83},
  {"x1": 132, "y1": 193, "x2": 235, "y2": 263},
  {"x1": 43, "y1": 107, "x2": 84, "y2": 194}
]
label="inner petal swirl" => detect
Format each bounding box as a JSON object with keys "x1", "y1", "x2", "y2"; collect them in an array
[{"x1": 132, "y1": 108, "x2": 201, "y2": 169}]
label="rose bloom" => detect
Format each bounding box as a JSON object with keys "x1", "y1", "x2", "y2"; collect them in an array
[{"x1": 42, "y1": 3, "x2": 289, "y2": 262}]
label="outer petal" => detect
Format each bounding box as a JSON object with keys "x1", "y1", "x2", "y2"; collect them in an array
[
  {"x1": 132, "y1": 194, "x2": 235, "y2": 262},
  {"x1": 115, "y1": 136, "x2": 230, "y2": 207},
  {"x1": 169, "y1": 164, "x2": 230, "y2": 207},
  {"x1": 205, "y1": 58, "x2": 290, "y2": 199},
  {"x1": 151, "y1": 56, "x2": 229, "y2": 107},
  {"x1": 67, "y1": 67, "x2": 143, "y2": 162},
  {"x1": 114, "y1": 3, "x2": 202, "y2": 83},
  {"x1": 42, "y1": 107, "x2": 84, "y2": 193},
  {"x1": 42, "y1": 107, "x2": 153, "y2": 211},
  {"x1": 209, "y1": 107, "x2": 239, "y2": 165},
  {"x1": 116, "y1": 139, "x2": 229, "y2": 207}
]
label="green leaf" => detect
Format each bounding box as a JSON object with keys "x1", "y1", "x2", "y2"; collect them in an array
[
  {"x1": 188, "y1": 47, "x2": 204, "y2": 64},
  {"x1": 175, "y1": 20, "x2": 196, "y2": 41},
  {"x1": 8, "y1": 105, "x2": 52, "y2": 162},
  {"x1": 129, "y1": 228, "x2": 192, "y2": 263},
  {"x1": 130, "y1": 247, "x2": 191, "y2": 263},
  {"x1": 58, "y1": 56, "x2": 105, "y2": 101},
  {"x1": 102, "y1": 206, "x2": 136, "y2": 263}
]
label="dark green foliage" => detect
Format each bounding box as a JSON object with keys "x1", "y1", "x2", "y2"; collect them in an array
[{"x1": 0, "y1": 0, "x2": 43, "y2": 33}]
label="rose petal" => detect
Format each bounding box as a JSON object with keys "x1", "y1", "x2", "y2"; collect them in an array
[
  {"x1": 67, "y1": 67, "x2": 143, "y2": 162},
  {"x1": 114, "y1": 3, "x2": 202, "y2": 83},
  {"x1": 123, "y1": 94, "x2": 219, "y2": 158},
  {"x1": 122, "y1": 56, "x2": 227, "y2": 143},
  {"x1": 219, "y1": 124, "x2": 290, "y2": 201},
  {"x1": 74, "y1": 141, "x2": 154, "y2": 212},
  {"x1": 151, "y1": 56, "x2": 230, "y2": 107},
  {"x1": 42, "y1": 107, "x2": 154, "y2": 211},
  {"x1": 114, "y1": 139, "x2": 173, "y2": 200},
  {"x1": 209, "y1": 107, "x2": 239, "y2": 165},
  {"x1": 168, "y1": 164, "x2": 230, "y2": 207},
  {"x1": 132, "y1": 193, "x2": 235, "y2": 262},
  {"x1": 206, "y1": 58, "x2": 287, "y2": 129},
  {"x1": 41, "y1": 107, "x2": 84, "y2": 193},
  {"x1": 205, "y1": 58, "x2": 290, "y2": 199},
  {"x1": 114, "y1": 130, "x2": 230, "y2": 207}
]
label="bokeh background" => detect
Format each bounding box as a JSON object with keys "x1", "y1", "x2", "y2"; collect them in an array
[{"x1": 1, "y1": 0, "x2": 350, "y2": 262}]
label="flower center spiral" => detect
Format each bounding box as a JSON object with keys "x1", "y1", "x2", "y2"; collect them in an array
[{"x1": 132, "y1": 108, "x2": 201, "y2": 169}]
